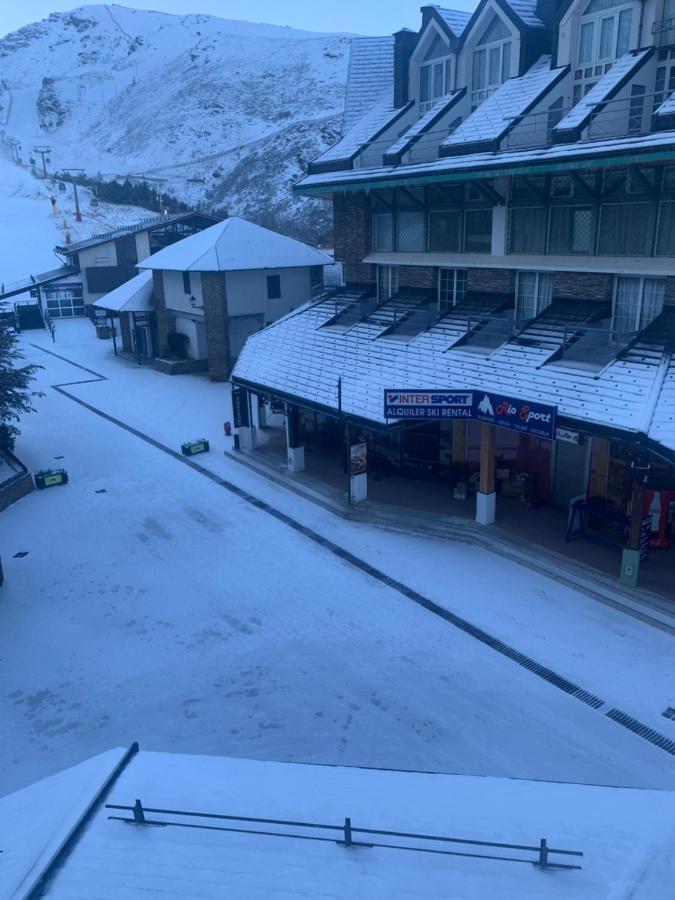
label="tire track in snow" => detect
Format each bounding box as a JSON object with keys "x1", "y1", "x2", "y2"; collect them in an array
[{"x1": 31, "y1": 342, "x2": 675, "y2": 759}]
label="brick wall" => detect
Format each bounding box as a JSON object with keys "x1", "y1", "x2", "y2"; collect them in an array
[
  {"x1": 398, "y1": 266, "x2": 435, "y2": 290},
  {"x1": 333, "y1": 194, "x2": 375, "y2": 284},
  {"x1": 202, "y1": 272, "x2": 232, "y2": 381},
  {"x1": 665, "y1": 277, "x2": 675, "y2": 307},
  {"x1": 153, "y1": 270, "x2": 175, "y2": 357},
  {"x1": 467, "y1": 268, "x2": 515, "y2": 295},
  {"x1": 0, "y1": 471, "x2": 34, "y2": 512},
  {"x1": 552, "y1": 272, "x2": 613, "y2": 303}
]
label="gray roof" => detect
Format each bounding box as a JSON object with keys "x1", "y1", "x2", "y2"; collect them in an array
[
  {"x1": 0, "y1": 265, "x2": 79, "y2": 301},
  {"x1": 342, "y1": 36, "x2": 395, "y2": 132},
  {"x1": 93, "y1": 270, "x2": 154, "y2": 313},
  {"x1": 656, "y1": 88, "x2": 675, "y2": 117},
  {"x1": 555, "y1": 50, "x2": 653, "y2": 134},
  {"x1": 58, "y1": 212, "x2": 220, "y2": 255},
  {"x1": 386, "y1": 92, "x2": 463, "y2": 160},
  {"x1": 314, "y1": 95, "x2": 406, "y2": 167},
  {"x1": 234, "y1": 289, "x2": 675, "y2": 458},
  {"x1": 441, "y1": 57, "x2": 564, "y2": 151},
  {"x1": 503, "y1": 0, "x2": 545, "y2": 28},
  {"x1": 434, "y1": 7, "x2": 474, "y2": 36}
]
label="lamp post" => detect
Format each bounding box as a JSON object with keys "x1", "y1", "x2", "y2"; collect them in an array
[{"x1": 61, "y1": 168, "x2": 85, "y2": 222}]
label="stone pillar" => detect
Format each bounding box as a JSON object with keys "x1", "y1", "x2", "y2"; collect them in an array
[
  {"x1": 286, "y1": 405, "x2": 305, "y2": 472},
  {"x1": 476, "y1": 422, "x2": 496, "y2": 525},
  {"x1": 202, "y1": 271, "x2": 232, "y2": 382},
  {"x1": 152, "y1": 270, "x2": 174, "y2": 357}
]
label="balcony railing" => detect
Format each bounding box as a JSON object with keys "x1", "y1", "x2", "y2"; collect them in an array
[
  {"x1": 505, "y1": 107, "x2": 571, "y2": 151},
  {"x1": 556, "y1": 321, "x2": 637, "y2": 367},
  {"x1": 652, "y1": 16, "x2": 675, "y2": 48}
]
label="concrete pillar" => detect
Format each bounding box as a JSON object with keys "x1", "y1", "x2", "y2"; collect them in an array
[
  {"x1": 286, "y1": 405, "x2": 305, "y2": 472},
  {"x1": 476, "y1": 422, "x2": 496, "y2": 525},
  {"x1": 491, "y1": 205, "x2": 508, "y2": 256}
]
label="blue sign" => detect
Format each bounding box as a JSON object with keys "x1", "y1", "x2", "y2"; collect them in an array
[{"x1": 384, "y1": 389, "x2": 557, "y2": 439}]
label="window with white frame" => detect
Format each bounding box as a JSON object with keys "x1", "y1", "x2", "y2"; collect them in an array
[
  {"x1": 438, "y1": 269, "x2": 467, "y2": 309},
  {"x1": 420, "y1": 33, "x2": 454, "y2": 113},
  {"x1": 613, "y1": 276, "x2": 665, "y2": 334},
  {"x1": 471, "y1": 15, "x2": 512, "y2": 109},
  {"x1": 515, "y1": 272, "x2": 554, "y2": 321},
  {"x1": 574, "y1": 0, "x2": 633, "y2": 103},
  {"x1": 373, "y1": 213, "x2": 394, "y2": 251},
  {"x1": 377, "y1": 265, "x2": 399, "y2": 301}
]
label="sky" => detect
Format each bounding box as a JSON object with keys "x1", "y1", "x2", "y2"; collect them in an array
[{"x1": 0, "y1": 0, "x2": 477, "y2": 37}]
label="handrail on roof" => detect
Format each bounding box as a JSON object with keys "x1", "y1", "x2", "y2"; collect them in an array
[{"x1": 106, "y1": 799, "x2": 583, "y2": 871}]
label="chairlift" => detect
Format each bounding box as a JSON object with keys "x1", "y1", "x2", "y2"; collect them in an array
[{"x1": 91, "y1": 197, "x2": 100, "y2": 208}]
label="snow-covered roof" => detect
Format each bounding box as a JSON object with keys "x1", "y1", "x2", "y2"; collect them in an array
[
  {"x1": 93, "y1": 270, "x2": 154, "y2": 313},
  {"x1": 656, "y1": 88, "x2": 675, "y2": 117},
  {"x1": 554, "y1": 49, "x2": 653, "y2": 135},
  {"x1": 234, "y1": 290, "x2": 675, "y2": 457},
  {"x1": 502, "y1": 0, "x2": 545, "y2": 28},
  {"x1": 649, "y1": 351, "x2": 675, "y2": 453},
  {"x1": 58, "y1": 212, "x2": 220, "y2": 254},
  {"x1": 138, "y1": 217, "x2": 332, "y2": 273},
  {"x1": 434, "y1": 7, "x2": 474, "y2": 36},
  {"x1": 342, "y1": 36, "x2": 395, "y2": 132},
  {"x1": 296, "y1": 129, "x2": 675, "y2": 192},
  {"x1": 385, "y1": 92, "x2": 464, "y2": 162},
  {"x1": 313, "y1": 95, "x2": 410, "y2": 168},
  {"x1": 3, "y1": 748, "x2": 675, "y2": 898},
  {"x1": 441, "y1": 57, "x2": 564, "y2": 151}
]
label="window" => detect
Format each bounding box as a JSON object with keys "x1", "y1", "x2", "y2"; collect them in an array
[
  {"x1": 182, "y1": 271, "x2": 191, "y2": 294},
  {"x1": 654, "y1": 63, "x2": 675, "y2": 114},
  {"x1": 597, "y1": 202, "x2": 654, "y2": 255},
  {"x1": 397, "y1": 210, "x2": 426, "y2": 251},
  {"x1": 575, "y1": 0, "x2": 633, "y2": 97},
  {"x1": 377, "y1": 265, "x2": 399, "y2": 301},
  {"x1": 266, "y1": 274, "x2": 281, "y2": 300},
  {"x1": 471, "y1": 15, "x2": 512, "y2": 108},
  {"x1": 509, "y1": 207, "x2": 547, "y2": 253},
  {"x1": 429, "y1": 210, "x2": 461, "y2": 251},
  {"x1": 419, "y1": 33, "x2": 454, "y2": 113},
  {"x1": 373, "y1": 213, "x2": 394, "y2": 251},
  {"x1": 627, "y1": 84, "x2": 646, "y2": 135},
  {"x1": 438, "y1": 269, "x2": 467, "y2": 309},
  {"x1": 656, "y1": 201, "x2": 675, "y2": 256},
  {"x1": 549, "y1": 206, "x2": 595, "y2": 254},
  {"x1": 464, "y1": 209, "x2": 493, "y2": 253},
  {"x1": 613, "y1": 277, "x2": 665, "y2": 333},
  {"x1": 516, "y1": 272, "x2": 554, "y2": 321}
]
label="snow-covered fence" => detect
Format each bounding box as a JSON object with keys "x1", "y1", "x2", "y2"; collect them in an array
[{"x1": 106, "y1": 799, "x2": 584, "y2": 871}]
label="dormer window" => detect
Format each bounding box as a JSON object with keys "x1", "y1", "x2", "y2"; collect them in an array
[
  {"x1": 574, "y1": 0, "x2": 633, "y2": 101},
  {"x1": 420, "y1": 34, "x2": 454, "y2": 113},
  {"x1": 471, "y1": 15, "x2": 512, "y2": 109}
]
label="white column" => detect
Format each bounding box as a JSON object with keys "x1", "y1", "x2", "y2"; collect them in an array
[{"x1": 350, "y1": 472, "x2": 368, "y2": 502}]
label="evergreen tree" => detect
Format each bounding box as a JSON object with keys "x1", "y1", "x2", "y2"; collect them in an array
[{"x1": 0, "y1": 321, "x2": 42, "y2": 455}]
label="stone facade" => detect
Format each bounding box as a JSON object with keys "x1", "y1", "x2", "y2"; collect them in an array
[
  {"x1": 467, "y1": 268, "x2": 515, "y2": 295},
  {"x1": 153, "y1": 270, "x2": 175, "y2": 357},
  {"x1": 333, "y1": 194, "x2": 374, "y2": 284},
  {"x1": 202, "y1": 272, "x2": 232, "y2": 381},
  {"x1": 398, "y1": 266, "x2": 435, "y2": 290}
]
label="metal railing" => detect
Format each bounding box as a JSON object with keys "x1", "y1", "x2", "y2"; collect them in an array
[
  {"x1": 585, "y1": 91, "x2": 662, "y2": 141},
  {"x1": 106, "y1": 799, "x2": 583, "y2": 871},
  {"x1": 558, "y1": 321, "x2": 636, "y2": 364},
  {"x1": 652, "y1": 16, "x2": 675, "y2": 48},
  {"x1": 505, "y1": 107, "x2": 572, "y2": 151}
]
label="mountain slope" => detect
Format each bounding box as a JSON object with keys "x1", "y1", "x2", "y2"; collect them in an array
[{"x1": 0, "y1": 4, "x2": 350, "y2": 241}]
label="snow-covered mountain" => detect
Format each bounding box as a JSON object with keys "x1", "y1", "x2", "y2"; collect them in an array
[{"x1": 0, "y1": 5, "x2": 351, "y2": 241}]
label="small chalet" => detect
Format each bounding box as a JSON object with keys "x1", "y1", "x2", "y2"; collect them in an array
[{"x1": 133, "y1": 216, "x2": 331, "y2": 380}]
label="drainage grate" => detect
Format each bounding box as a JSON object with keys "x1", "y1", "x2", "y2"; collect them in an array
[
  {"x1": 13, "y1": 552, "x2": 29, "y2": 558},
  {"x1": 606, "y1": 709, "x2": 675, "y2": 755},
  {"x1": 663, "y1": 707, "x2": 675, "y2": 721}
]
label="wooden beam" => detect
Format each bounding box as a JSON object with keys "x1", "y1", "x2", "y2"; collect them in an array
[
  {"x1": 398, "y1": 186, "x2": 425, "y2": 208},
  {"x1": 629, "y1": 164, "x2": 657, "y2": 197},
  {"x1": 452, "y1": 421, "x2": 467, "y2": 464},
  {"x1": 479, "y1": 423, "x2": 496, "y2": 494},
  {"x1": 571, "y1": 171, "x2": 598, "y2": 200},
  {"x1": 521, "y1": 176, "x2": 548, "y2": 204},
  {"x1": 471, "y1": 179, "x2": 505, "y2": 206}
]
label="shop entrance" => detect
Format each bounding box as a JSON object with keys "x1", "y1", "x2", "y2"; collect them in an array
[{"x1": 551, "y1": 440, "x2": 590, "y2": 512}]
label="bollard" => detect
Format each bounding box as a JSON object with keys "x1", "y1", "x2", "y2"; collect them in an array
[
  {"x1": 132, "y1": 798, "x2": 146, "y2": 824},
  {"x1": 536, "y1": 838, "x2": 549, "y2": 868},
  {"x1": 343, "y1": 817, "x2": 352, "y2": 847}
]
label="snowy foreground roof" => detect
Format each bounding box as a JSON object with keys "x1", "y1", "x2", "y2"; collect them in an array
[
  {"x1": 138, "y1": 217, "x2": 332, "y2": 273},
  {"x1": 2, "y1": 747, "x2": 674, "y2": 898},
  {"x1": 233, "y1": 289, "x2": 675, "y2": 459},
  {"x1": 93, "y1": 270, "x2": 153, "y2": 313}
]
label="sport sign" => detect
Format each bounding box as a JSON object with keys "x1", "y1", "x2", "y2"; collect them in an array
[{"x1": 385, "y1": 389, "x2": 557, "y2": 439}]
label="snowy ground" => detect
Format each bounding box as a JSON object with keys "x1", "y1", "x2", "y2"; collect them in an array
[{"x1": 1, "y1": 320, "x2": 674, "y2": 798}]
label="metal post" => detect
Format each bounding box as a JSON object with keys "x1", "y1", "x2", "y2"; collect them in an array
[
  {"x1": 110, "y1": 313, "x2": 118, "y2": 356},
  {"x1": 72, "y1": 176, "x2": 82, "y2": 223},
  {"x1": 536, "y1": 838, "x2": 549, "y2": 868},
  {"x1": 132, "y1": 799, "x2": 146, "y2": 824},
  {"x1": 343, "y1": 817, "x2": 353, "y2": 847},
  {"x1": 337, "y1": 377, "x2": 342, "y2": 416}
]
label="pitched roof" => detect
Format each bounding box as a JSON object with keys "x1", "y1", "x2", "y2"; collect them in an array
[
  {"x1": 385, "y1": 91, "x2": 464, "y2": 164},
  {"x1": 554, "y1": 49, "x2": 654, "y2": 136},
  {"x1": 234, "y1": 290, "x2": 675, "y2": 459},
  {"x1": 4, "y1": 748, "x2": 675, "y2": 898},
  {"x1": 342, "y1": 36, "x2": 395, "y2": 132},
  {"x1": 93, "y1": 270, "x2": 154, "y2": 313},
  {"x1": 502, "y1": 0, "x2": 545, "y2": 28},
  {"x1": 57, "y1": 212, "x2": 221, "y2": 254},
  {"x1": 138, "y1": 217, "x2": 332, "y2": 273},
  {"x1": 312, "y1": 96, "x2": 412, "y2": 170},
  {"x1": 433, "y1": 7, "x2": 474, "y2": 36},
  {"x1": 441, "y1": 56, "x2": 566, "y2": 152}
]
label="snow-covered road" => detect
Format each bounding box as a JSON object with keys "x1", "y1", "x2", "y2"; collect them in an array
[{"x1": 2, "y1": 321, "x2": 674, "y2": 797}]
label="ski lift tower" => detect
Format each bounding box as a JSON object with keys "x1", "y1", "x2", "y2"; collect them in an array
[
  {"x1": 60, "y1": 168, "x2": 86, "y2": 222},
  {"x1": 32, "y1": 146, "x2": 52, "y2": 178}
]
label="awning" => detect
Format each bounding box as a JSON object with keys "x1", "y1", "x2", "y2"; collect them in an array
[{"x1": 93, "y1": 271, "x2": 153, "y2": 313}]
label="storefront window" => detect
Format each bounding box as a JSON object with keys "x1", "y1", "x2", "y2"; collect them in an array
[
  {"x1": 548, "y1": 206, "x2": 595, "y2": 254},
  {"x1": 464, "y1": 208, "x2": 493, "y2": 253},
  {"x1": 429, "y1": 209, "x2": 461, "y2": 251},
  {"x1": 516, "y1": 272, "x2": 554, "y2": 321},
  {"x1": 597, "y1": 202, "x2": 654, "y2": 255},
  {"x1": 613, "y1": 276, "x2": 665, "y2": 334},
  {"x1": 509, "y1": 207, "x2": 547, "y2": 253},
  {"x1": 438, "y1": 269, "x2": 467, "y2": 309}
]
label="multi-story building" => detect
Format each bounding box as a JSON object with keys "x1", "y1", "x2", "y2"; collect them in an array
[{"x1": 233, "y1": 0, "x2": 675, "y2": 584}]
